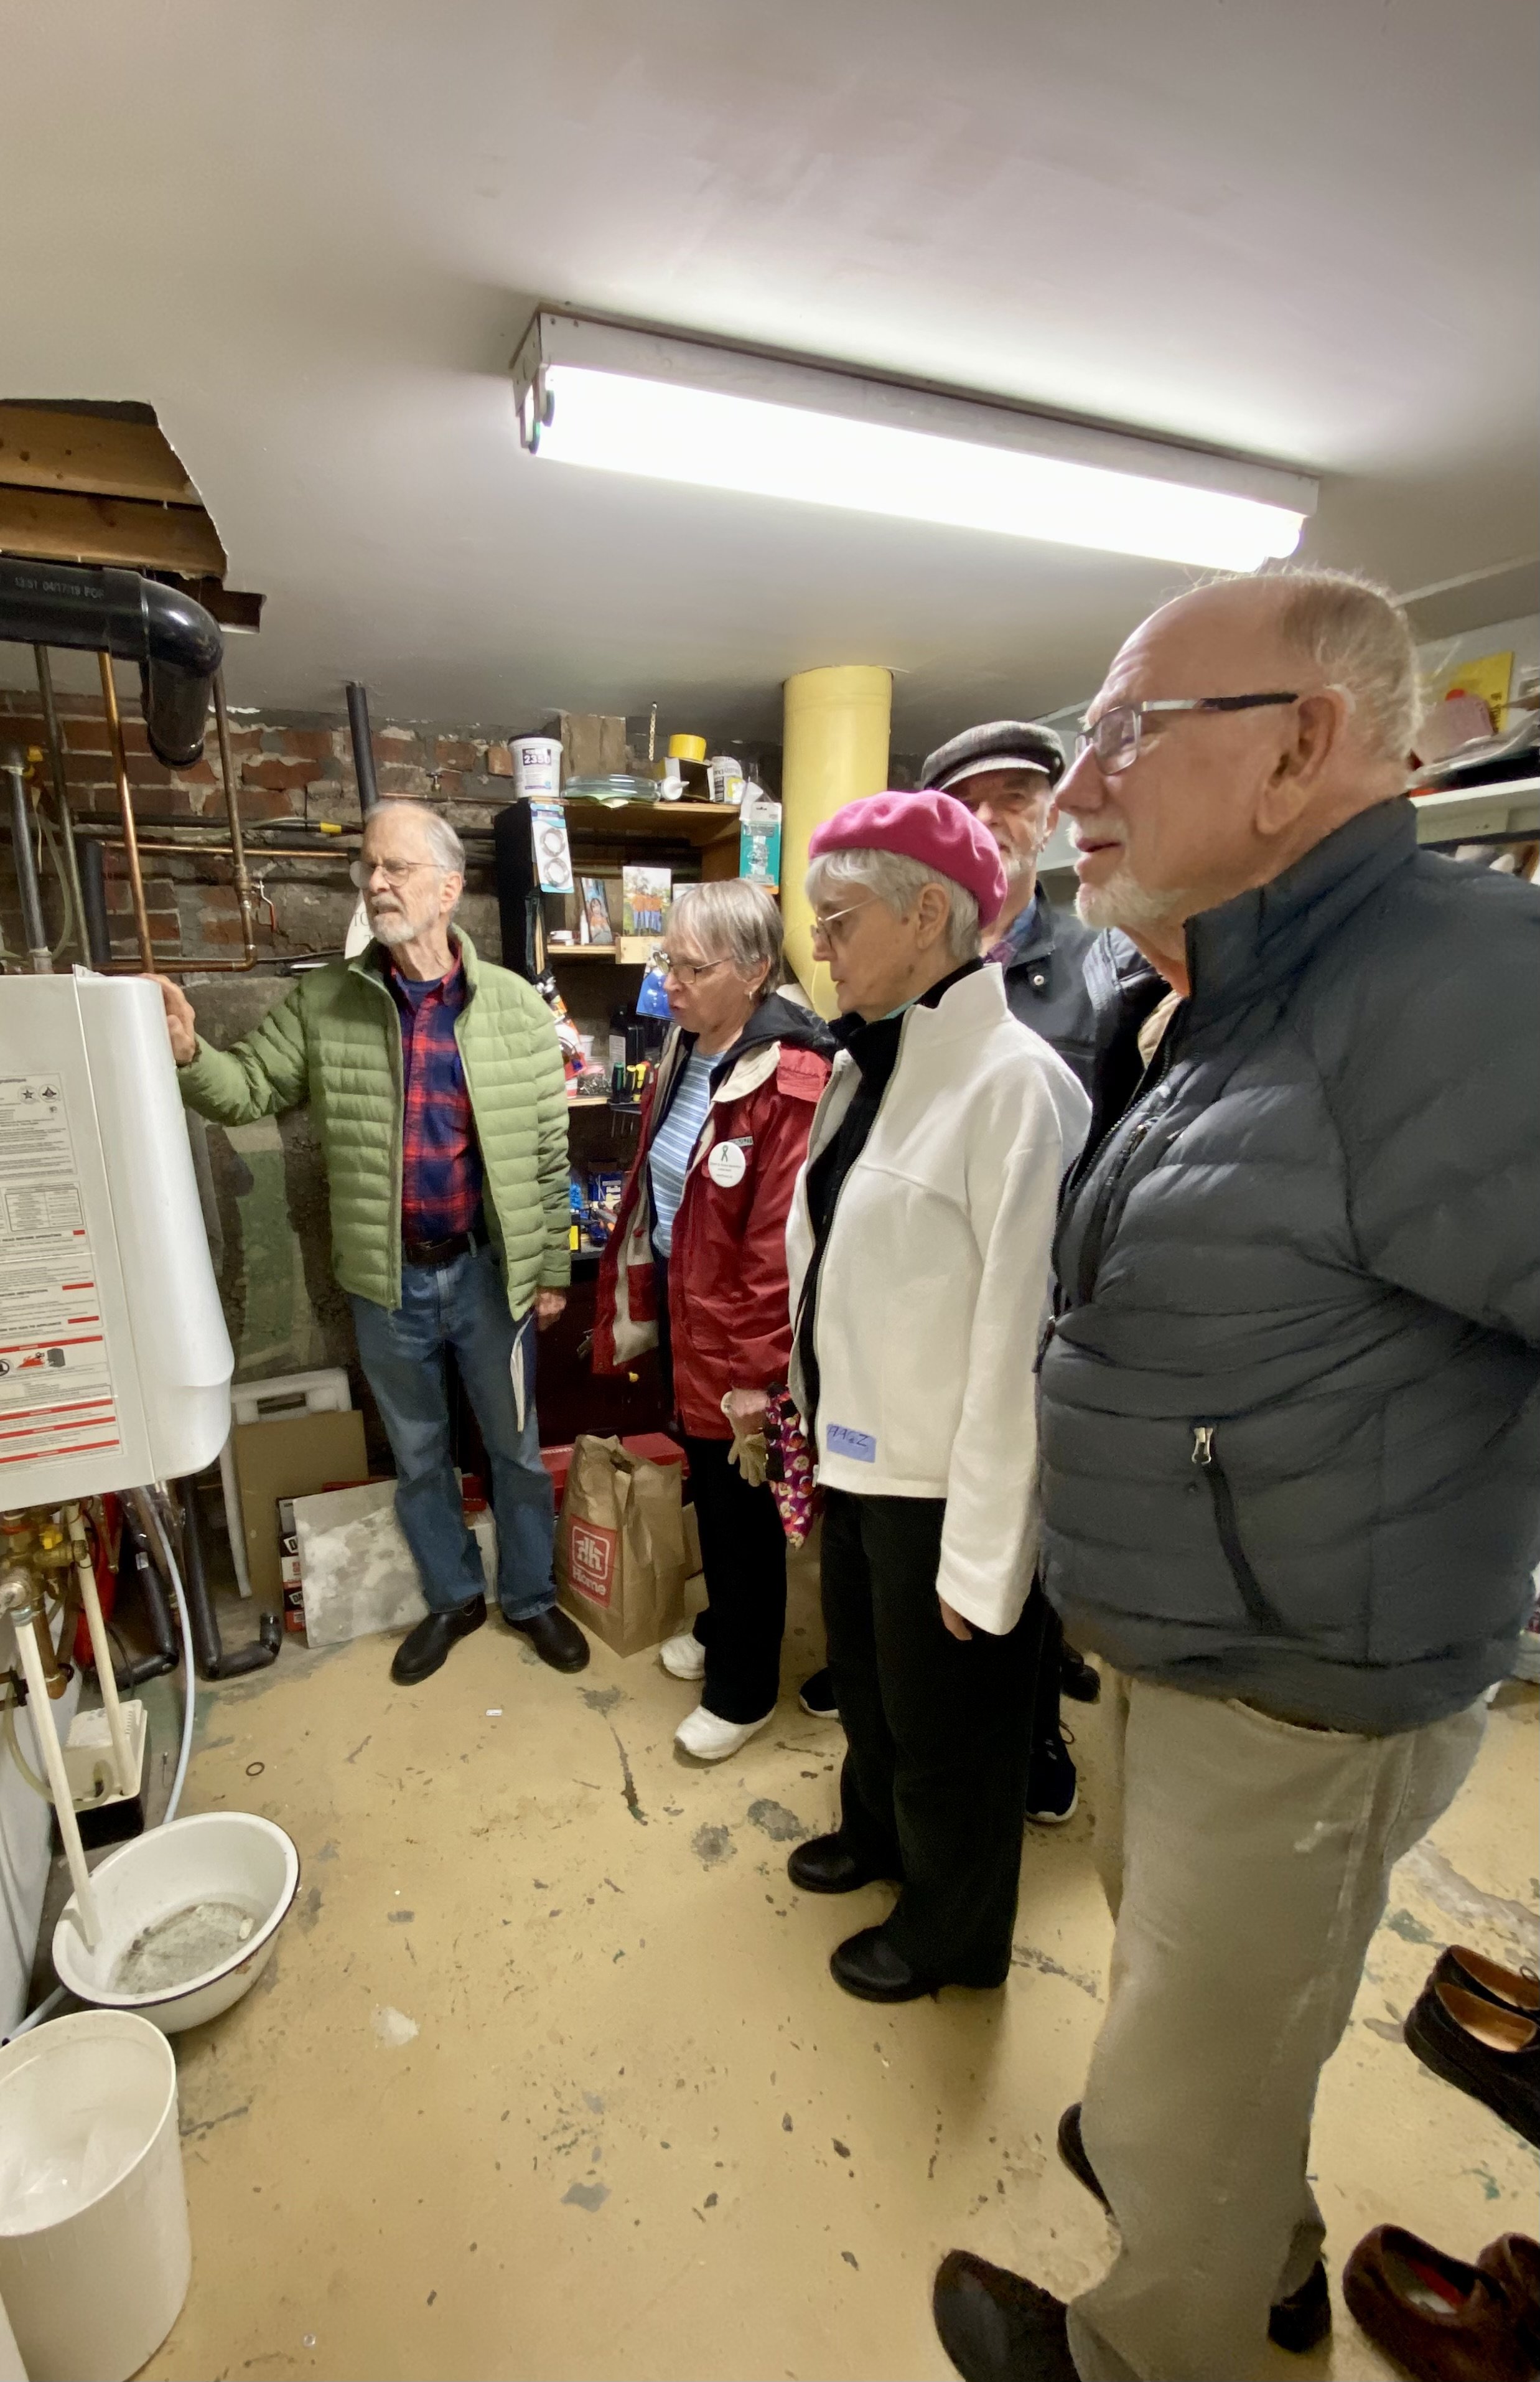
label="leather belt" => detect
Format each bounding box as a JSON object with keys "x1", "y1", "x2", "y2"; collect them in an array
[{"x1": 402, "y1": 1220, "x2": 487, "y2": 1268}]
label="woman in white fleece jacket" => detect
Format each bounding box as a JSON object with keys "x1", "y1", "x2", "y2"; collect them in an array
[{"x1": 784, "y1": 789, "x2": 1089, "y2": 2004}]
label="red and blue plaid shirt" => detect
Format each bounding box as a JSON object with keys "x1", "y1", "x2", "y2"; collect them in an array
[{"x1": 388, "y1": 950, "x2": 484, "y2": 1245}]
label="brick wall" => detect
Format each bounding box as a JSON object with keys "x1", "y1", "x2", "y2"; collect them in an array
[{"x1": 0, "y1": 686, "x2": 518, "y2": 967}]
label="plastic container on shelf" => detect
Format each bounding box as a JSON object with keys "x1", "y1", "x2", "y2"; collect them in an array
[{"x1": 0, "y1": 2009, "x2": 191, "y2": 2382}]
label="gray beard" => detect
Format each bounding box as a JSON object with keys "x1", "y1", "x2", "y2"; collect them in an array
[
  {"x1": 1076, "y1": 863, "x2": 1194, "y2": 937},
  {"x1": 367, "y1": 904, "x2": 434, "y2": 947}
]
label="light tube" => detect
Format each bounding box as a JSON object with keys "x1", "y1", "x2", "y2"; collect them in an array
[{"x1": 531, "y1": 362, "x2": 1306, "y2": 573}]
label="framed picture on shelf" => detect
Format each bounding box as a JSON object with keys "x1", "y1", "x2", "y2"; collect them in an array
[{"x1": 579, "y1": 876, "x2": 615, "y2": 945}]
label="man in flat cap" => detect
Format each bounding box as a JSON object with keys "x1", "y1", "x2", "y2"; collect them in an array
[
  {"x1": 921, "y1": 721, "x2": 1099, "y2": 1088},
  {"x1": 920, "y1": 718, "x2": 1103, "y2": 1821}
]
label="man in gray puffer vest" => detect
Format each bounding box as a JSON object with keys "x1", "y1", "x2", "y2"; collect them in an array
[{"x1": 933, "y1": 570, "x2": 1540, "y2": 2382}]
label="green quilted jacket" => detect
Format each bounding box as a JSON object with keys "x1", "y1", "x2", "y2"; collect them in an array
[{"x1": 176, "y1": 929, "x2": 571, "y2": 1313}]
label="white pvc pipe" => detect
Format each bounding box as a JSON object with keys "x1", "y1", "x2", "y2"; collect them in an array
[
  {"x1": 144, "y1": 1494, "x2": 197, "y2": 1826},
  {"x1": 218, "y1": 1435, "x2": 254, "y2": 1600},
  {"x1": 12, "y1": 1620, "x2": 100, "y2": 1952},
  {"x1": 70, "y1": 1529, "x2": 136, "y2": 1800}
]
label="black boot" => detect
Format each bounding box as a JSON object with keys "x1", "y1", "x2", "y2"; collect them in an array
[
  {"x1": 391, "y1": 1595, "x2": 485, "y2": 1684},
  {"x1": 506, "y1": 1603, "x2": 590, "y2": 1672}
]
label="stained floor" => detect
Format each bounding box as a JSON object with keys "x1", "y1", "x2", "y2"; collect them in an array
[{"x1": 144, "y1": 1556, "x2": 1539, "y2": 2381}]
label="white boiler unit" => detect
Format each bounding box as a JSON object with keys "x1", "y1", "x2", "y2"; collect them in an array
[{"x1": 0, "y1": 972, "x2": 233, "y2": 1506}]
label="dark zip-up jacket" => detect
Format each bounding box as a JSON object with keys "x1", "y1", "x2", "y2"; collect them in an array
[
  {"x1": 995, "y1": 892, "x2": 1101, "y2": 1087},
  {"x1": 1039, "y1": 798, "x2": 1540, "y2": 1733}
]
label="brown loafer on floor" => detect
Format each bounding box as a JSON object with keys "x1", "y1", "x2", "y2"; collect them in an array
[
  {"x1": 1405, "y1": 1980, "x2": 1540, "y2": 2147},
  {"x1": 1480, "y1": 2236, "x2": 1540, "y2": 2361},
  {"x1": 1434, "y1": 1945, "x2": 1540, "y2": 2017},
  {"x1": 1344, "y1": 2224, "x2": 1540, "y2": 2382}
]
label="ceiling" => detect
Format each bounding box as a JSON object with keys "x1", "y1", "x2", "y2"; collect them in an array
[{"x1": 2, "y1": 0, "x2": 1536, "y2": 749}]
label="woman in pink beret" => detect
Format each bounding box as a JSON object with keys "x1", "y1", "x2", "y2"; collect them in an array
[{"x1": 784, "y1": 789, "x2": 1091, "y2": 2002}]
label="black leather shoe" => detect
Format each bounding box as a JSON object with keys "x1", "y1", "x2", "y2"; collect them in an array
[
  {"x1": 933, "y1": 2249, "x2": 1078, "y2": 2382},
  {"x1": 1059, "y1": 1643, "x2": 1101, "y2": 1704},
  {"x1": 787, "y1": 1833, "x2": 887, "y2": 1895},
  {"x1": 831, "y1": 1924, "x2": 945, "y2": 2004},
  {"x1": 1056, "y1": 2103, "x2": 1332, "y2": 2352},
  {"x1": 506, "y1": 1603, "x2": 590, "y2": 1673},
  {"x1": 391, "y1": 1595, "x2": 485, "y2": 1684}
]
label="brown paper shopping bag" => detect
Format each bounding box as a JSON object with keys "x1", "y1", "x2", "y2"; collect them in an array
[{"x1": 556, "y1": 1433, "x2": 688, "y2": 1656}]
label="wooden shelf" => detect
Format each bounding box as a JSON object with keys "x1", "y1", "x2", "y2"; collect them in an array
[
  {"x1": 546, "y1": 939, "x2": 652, "y2": 966},
  {"x1": 566, "y1": 1094, "x2": 612, "y2": 1109},
  {"x1": 560, "y1": 797, "x2": 741, "y2": 851}
]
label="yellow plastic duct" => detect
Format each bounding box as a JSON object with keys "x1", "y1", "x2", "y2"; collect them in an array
[{"x1": 781, "y1": 665, "x2": 892, "y2": 1012}]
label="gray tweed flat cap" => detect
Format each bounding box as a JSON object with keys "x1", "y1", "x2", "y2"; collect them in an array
[{"x1": 921, "y1": 719, "x2": 1066, "y2": 793}]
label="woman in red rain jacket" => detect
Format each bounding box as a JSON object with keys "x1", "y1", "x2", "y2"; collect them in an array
[{"x1": 594, "y1": 880, "x2": 832, "y2": 1760}]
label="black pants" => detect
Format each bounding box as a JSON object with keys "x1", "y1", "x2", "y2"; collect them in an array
[
  {"x1": 679, "y1": 1433, "x2": 788, "y2": 1723},
  {"x1": 1026, "y1": 1582, "x2": 1066, "y2": 1748},
  {"x1": 821, "y1": 1488, "x2": 1035, "y2": 1986}
]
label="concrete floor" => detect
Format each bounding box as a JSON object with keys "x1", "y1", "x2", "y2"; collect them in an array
[{"x1": 144, "y1": 1555, "x2": 1539, "y2": 2382}]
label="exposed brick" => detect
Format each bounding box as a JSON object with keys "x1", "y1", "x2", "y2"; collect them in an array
[
  {"x1": 373, "y1": 729, "x2": 424, "y2": 764},
  {"x1": 485, "y1": 743, "x2": 514, "y2": 777},
  {"x1": 1, "y1": 713, "x2": 48, "y2": 750},
  {"x1": 195, "y1": 912, "x2": 258, "y2": 946},
  {"x1": 376, "y1": 763, "x2": 432, "y2": 799},
  {"x1": 62, "y1": 715, "x2": 112, "y2": 753},
  {"x1": 126, "y1": 756, "x2": 175, "y2": 790},
  {"x1": 238, "y1": 785, "x2": 302, "y2": 822},
  {"x1": 433, "y1": 770, "x2": 466, "y2": 802},
  {"x1": 65, "y1": 753, "x2": 119, "y2": 790},
  {"x1": 242, "y1": 756, "x2": 314, "y2": 794},
  {"x1": 433, "y1": 738, "x2": 477, "y2": 771},
  {"x1": 276, "y1": 728, "x2": 338, "y2": 761},
  {"x1": 223, "y1": 725, "x2": 263, "y2": 757}
]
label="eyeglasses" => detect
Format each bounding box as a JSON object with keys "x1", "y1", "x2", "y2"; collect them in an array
[
  {"x1": 653, "y1": 949, "x2": 730, "y2": 987},
  {"x1": 809, "y1": 899, "x2": 876, "y2": 953},
  {"x1": 1076, "y1": 692, "x2": 1302, "y2": 777},
  {"x1": 348, "y1": 856, "x2": 443, "y2": 889}
]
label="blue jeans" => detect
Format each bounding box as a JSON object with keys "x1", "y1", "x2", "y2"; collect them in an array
[{"x1": 350, "y1": 1244, "x2": 556, "y2": 1621}]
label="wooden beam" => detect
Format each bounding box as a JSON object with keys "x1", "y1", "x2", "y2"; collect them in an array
[
  {"x1": 0, "y1": 405, "x2": 196, "y2": 501},
  {"x1": 172, "y1": 576, "x2": 265, "y2": 632},
  {"x1": 0, "y1": 485, "x2": 226, "y2": 575}
]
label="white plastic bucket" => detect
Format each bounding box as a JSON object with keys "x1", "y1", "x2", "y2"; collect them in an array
[
  {"x1": 0, "y1": 2010, "x2": 191, "y2": 2381},
  {"x1": 512, "y1": 734, "x2": 561, "y2": 798}
]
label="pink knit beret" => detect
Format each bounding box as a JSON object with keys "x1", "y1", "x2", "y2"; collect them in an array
[{"x1": 808, "y1": 787, "x2": 1008, "y2": 924}]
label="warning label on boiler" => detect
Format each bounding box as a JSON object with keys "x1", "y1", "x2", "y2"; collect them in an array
[{"x1": 0, "y1": 1076, "x2": 120, "y2": 1471}]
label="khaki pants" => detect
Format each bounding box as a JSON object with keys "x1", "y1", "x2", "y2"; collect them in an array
[{"x1": 1066, "y1": 1674, "x2": 1485, "y2": 2382}]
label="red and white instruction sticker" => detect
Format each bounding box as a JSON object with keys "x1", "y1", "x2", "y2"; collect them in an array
[{"x1": 0, "y1": 1075, "x2": 120, "y2": 1469}]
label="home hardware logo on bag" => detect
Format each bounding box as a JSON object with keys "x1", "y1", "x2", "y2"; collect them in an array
[{"x1": 569, "y1": 1521, "x2": 617, "y2": 1604}]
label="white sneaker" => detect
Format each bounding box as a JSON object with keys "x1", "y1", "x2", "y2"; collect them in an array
[
  {"x1": 660, "y1": 1626, "x2": 706, "y2": 1681},
  {"x1": 674, "y1": 1703, "x2": 774, "y2": 1762}
]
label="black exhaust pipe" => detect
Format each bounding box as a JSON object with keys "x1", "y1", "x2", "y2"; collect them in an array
[{"x1": 0, "y1": 558, "x2": 223, "y2": 767}]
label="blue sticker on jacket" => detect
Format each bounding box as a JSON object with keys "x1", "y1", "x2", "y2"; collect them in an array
[{"x1": 826, "y1": 1423, "x2": 877, "y2": 1463}]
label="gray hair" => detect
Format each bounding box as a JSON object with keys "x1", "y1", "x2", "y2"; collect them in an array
[
  {"x1": 364, "y1": 798, "x2": 465, "y2": 876},
  {"x1": 668, "y1": 878, "x2": 783, "y2": 995},
  {"x1": 1266, "y1": 568, "x2": 1421, "y2": 767},
  {"x1": 805, "y1": 845, "x2": 981, "y2": 965}
]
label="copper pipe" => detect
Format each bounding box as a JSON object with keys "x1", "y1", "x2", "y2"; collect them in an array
[
  {"x1": 93, "y1": 653, "x2": 261, "y2": 973},
  {"x1": 84, "y1": 838, "x2": 357, "y2": 860},
  {"x1": 98, "y1": 650, "x2": 155, "y2": 972},
  {"x1": 34, "y1": 645, "x2": 86, "y2": 955}
]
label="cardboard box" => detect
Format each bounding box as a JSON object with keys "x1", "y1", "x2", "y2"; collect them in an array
[
  {"x1": 232, "y1": 1412, "x2": 368, "y2": 1606},
  {"x1": 547, "y1": 712, "x2": 628, "y2": 781}
]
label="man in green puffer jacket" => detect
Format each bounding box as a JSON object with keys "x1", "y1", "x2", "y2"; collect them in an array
[{"x1": 157, "y1": 800, "x2": 588, "y2": 1687}]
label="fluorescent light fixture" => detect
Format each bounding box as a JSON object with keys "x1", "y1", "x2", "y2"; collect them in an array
[{"x1": 511, "y1": 311, "x2": 1315, "y2": 572}]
